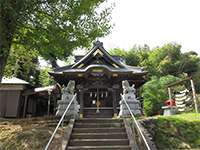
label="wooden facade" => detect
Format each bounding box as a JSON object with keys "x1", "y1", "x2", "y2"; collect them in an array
[
  {"x1": 22, "y1": 85, "x2": 61, "y2": 117},
  {"x1": 0, "y1": 78, "x2": 29, "y2": 117},
  {"x1": 0, "y1": 77, "x2": 61, "y2": 118},
  {"x1": 50, "y1": 41, "x2": 147, "y2": 118}
]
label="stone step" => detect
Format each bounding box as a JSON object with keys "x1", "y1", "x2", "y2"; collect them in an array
[
  {"x1": 74, "y1": 122, "x2": 123, "y2": 128},
  {"x1": 83, "y1": 109, "x2": 113, "y2": 113},
  {"x1": 66, "y1": 118, "x2": 131, "y2": 150},
  {"x1": 72, "y1": 127, "x2": 126, "y2": 133},
  {"x1": 67, "y1": 145, "x2": 131, "y2": 150},
  {"x1": 84, "y1": 114, "x2": 113, "y2": 118},
  {"x1": 76, "y1": 118, "x2": 123, "y2": 123},
  {"x1": 69, "y1": 139, "x2": 129, "y2": 146},
  {"x1": 84, "y1": 111, "x2": 113, "y2": 115},
  {"x1": 71, "y1": 132, "x2": 127, "y2": 139},
  {"x1": 83, "y1": 109, "x2": 114, "y2": 118}
]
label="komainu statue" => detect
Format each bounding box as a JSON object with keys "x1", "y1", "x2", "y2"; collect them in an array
[
  {"x1": 119, "y1": 80, "x2": 141, "y2": 117},
  {"x1": 62, "y1": 80, "x2": 75, "y2": 95},
  {"x1": 122, "y1": 80, "x2": 136, "y2": 95},
  {"x1": 56, "y1": 80, "x2": 79, "y2": 117}
]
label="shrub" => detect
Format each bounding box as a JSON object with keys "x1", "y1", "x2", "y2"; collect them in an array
[{"x1": 142, "y1": 75, "x2": 180, "y2": 116}]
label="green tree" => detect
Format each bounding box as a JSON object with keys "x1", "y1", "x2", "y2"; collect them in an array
[
  {"x1": 180, "y1": 51, "x2": 200, "y2": 76},
  {"x1": 129, "y1": 43, "x2": 200, "y2": 78},
  {"x1": 145, "y1": 43, "x2": 182, "y2": 76},
  {"x1": 4, "y1": 45, "x2": 57, "y2": 86},
  {"x1": 4, "y1": 44, "x2": 40, "y2": 85},
  {"x1": 133, "y1": 44, "x2": 150, "y2": 65},
  {"x1": 39, "y1": 67, "x2": 54, "y2": 86},
  {"x1": 142, "y1": 75, "x2": 180, "y2": 116},
  {"x1": 109, "y1": 47, "x2": 144, "y2": 66},
  {"x1": 109, "y1": 48, "x2": 127, "y2": 58},
  {"x1": 0, "y1": 0, "x2": 113, "y2": 81}
]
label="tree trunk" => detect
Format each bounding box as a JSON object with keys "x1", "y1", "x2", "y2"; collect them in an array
[
  {"x1": 0, "y1": 5, "x2": 16, "y2": 82},
  {"x1": 0, "y1": 51, "x2": 10, "y2": 83},
  {"x1": 0, "y1": 34, "x2": 13, "y2": 81},
  {"x1": 0, "y1": 57, "x2": 6, "y2": 82},
  {"x1": 0, "y1": 33, "x2": 13, "y2": 82}
]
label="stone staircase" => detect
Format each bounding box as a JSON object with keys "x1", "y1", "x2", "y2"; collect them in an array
[{"x1": 66, "y1": 118, "x2": 131, "y2": 150}]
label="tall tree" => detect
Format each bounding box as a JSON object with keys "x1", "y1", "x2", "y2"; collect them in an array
[
  {"x1": 145, "y1": 43, "x2": 200, "y2": 77},
  {"x1": 145, "y1": 43, "x2": 182, "y2": 76},
  {"x1": 110, "y1": 48, "x2": 140, "y2": 66},
  {"x1": 4, "y1": 44, "x2": 40, "y2": 85},
  {"x1": 0, "y1": 0, "x2": 113, "y2": 81}
]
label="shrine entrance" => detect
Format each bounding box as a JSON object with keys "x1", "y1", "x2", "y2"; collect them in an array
[{"x1": 83, "y1": 88, "x2": 114, "y2": 118}]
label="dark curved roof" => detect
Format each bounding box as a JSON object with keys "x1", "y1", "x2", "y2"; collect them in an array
[
  {"x1": 71, "y1": 41, "x2": 125, "y2": 69},
  {"x1": 50, "y1": 41, "x2": 147, "y2": 77}
]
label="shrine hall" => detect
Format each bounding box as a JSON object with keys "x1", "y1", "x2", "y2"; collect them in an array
[{"x1": 50, "y1": 41, "x2": 147, "y2": 118}]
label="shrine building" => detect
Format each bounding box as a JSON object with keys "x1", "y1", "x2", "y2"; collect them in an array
[{"x1": 50, "y1": 41, "x2": 147, "y2": 118}]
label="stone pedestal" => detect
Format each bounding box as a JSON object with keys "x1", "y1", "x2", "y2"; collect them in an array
[{"x1": 162, "y1": 106, "x2": 177, "y2": 116}]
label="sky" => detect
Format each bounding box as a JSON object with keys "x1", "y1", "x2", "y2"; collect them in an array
[
  {"x1": 44, "y1": 0, "x2": 200, "y2": 67},
  {"x1": 100, "y1": 0, "x2": 200, "y2": 54}
]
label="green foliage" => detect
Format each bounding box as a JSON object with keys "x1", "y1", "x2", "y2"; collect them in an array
[
  {"x1": 38, "y1": 67, "x2": 54, "y2": 86},
  {"x1": 142, "y1": 75, "x2": 180, "y2": 116},
  {"x1": 109, "y1": 48, "x2": 126, "y2": 56},
  {"x1": 111, "y1": 43, "x2": 200, "y2": 78},
  {"x1": 142, "y1": 43, "x2": 200, "y2": 77},
  {"x1": 109, "y1": 45, "x2": 150, "y2": 66},
  {"x1": 4, "y1": 46, "x2": 56, "y2": 86},
  {"x1": 0, "y1": 0, "x2": 113, "y2": 81},
  {"x1": 110, "y1": 43, "x2": 200, "y2": 95},
  {"x1": 154, "y1": 113, "x2": 200, "y2": 149},
  {"x1": 180, "y1": 51, "x2": 200, "y2": 75},
  {"x1": 144, "y1": 43, "x2": 182, "y2": 76},
  {"x1": 4, "y1": 44, "x2": 40, "y2": 85},
  {"x1": 191, "y1": 69, "x2": 200, "y2": 93},
  {"x1": 12, "y1": 0, "x2": 113, "y2": 61},
  {"x1": 125, "y1": 50, "x2": 140, "y2": 66},
  {"x1": 110, "y1": 43, "x2": 200, "y2": 116}
]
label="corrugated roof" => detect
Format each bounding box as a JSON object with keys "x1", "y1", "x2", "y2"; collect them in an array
[
  {"x1": 1, "y1": 77, "x2": 29, "y2": 84},
  {"x1": 34, "y1": 85, "x2": 55, "y2": 92}
]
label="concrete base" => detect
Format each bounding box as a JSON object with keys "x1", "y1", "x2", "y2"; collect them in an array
[{"x1": 162, "y1": 106, "x2": 177, "y2": 116}]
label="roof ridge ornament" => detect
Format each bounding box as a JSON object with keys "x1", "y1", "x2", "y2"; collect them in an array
[{"x1": 93, "y1": 40, "x2": 103, "y2": 47}]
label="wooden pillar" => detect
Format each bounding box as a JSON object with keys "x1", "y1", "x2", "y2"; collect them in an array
[
  {"x1": 168, "y1": 87, "x2": 172, "y2": 99},
  {"x1": 47, "y1": 90, "x2": 51, "y2": 116},
  {"x1": 190, "y1": 78, "x2": 198, "y2": 113},
  {"x1": 23, "y1": 95, "x2": 28, "y2": 118},
  {"x1": 112, "y1": 89, "x2": 117, "y2": 118},
  {"x1": 112, "y1": 85, "x2": 119, "y2": 118},
  {"x1": 79, "y1": 89, "x2": 84, "y2": 118},
  {"x1": 53, "y1": 96, "x2": 57, "y2": 114}
]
